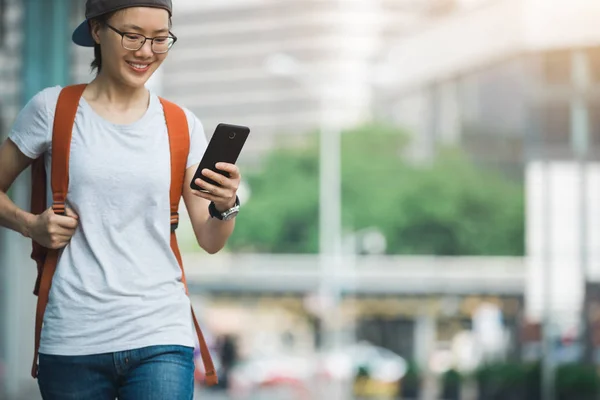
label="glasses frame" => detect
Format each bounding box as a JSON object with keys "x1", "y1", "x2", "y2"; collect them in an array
[{"x1": 105, "y1": 23, "x2": 177, "y2": 54}]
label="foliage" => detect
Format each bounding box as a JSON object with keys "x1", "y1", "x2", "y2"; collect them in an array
[
  {"x1": 556, "y1": 363, "x2": 599, "y2": 399},
  {"x1": 474, "y1": 361, "x2": 600, "y2": 400},
  {"x1": 222, "y1": 122, "x2": 524, "y2": 255},
  {"x1": 442, "y1": 368, "x2": 462, "y2": 385},
  {"x1": 475, "y1": 362, "x2": 532, "y2": 400},
  {"x1": 441, "y1": 368, "x2": 462, "y2": 400},
  {"x1": 400, "y1": 361, "x2": 422, "y2": 398},
  {"x1": 225, "y1": 134, "x2": 320, "y2": 253}
]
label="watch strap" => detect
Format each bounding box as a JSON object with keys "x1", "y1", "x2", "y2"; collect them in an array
[{"x1": 209, "y1": 195, "x2": 240, "y2": 220}]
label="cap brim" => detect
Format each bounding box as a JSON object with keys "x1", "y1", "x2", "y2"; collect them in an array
[{"x1": 72, "y1": 20, "x2": 95, "y2": 47}]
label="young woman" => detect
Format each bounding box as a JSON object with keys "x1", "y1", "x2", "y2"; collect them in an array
[{"x1": 0, "y1": 0, "x2": 242, "y2": 398}]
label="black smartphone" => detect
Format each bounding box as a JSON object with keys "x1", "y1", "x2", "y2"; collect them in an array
[{"x1": 190, "y1": 123, "x2": 250, "y2": 192}]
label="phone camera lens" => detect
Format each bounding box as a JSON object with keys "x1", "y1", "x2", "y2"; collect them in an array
[{"x1": 229, "y1": 132, "x2": 236, "y2": 139}]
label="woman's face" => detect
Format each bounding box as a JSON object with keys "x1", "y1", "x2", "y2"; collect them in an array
[{"x1": 92, "y1": 7, "x2": 171, "y2": 89}]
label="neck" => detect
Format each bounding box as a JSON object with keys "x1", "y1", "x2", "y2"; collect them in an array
[{"x1": 87, "y1": 71, "x2": 148, "y2": 108}]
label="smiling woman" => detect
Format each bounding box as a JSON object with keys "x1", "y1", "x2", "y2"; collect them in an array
[
  {"x1": 84, "y1": 9, "x2": 176, "y2": 76},
  {"x1": 0, "y1": 0, "x2": 245, "y2": 399},
  {"x1": 76, "y1": 5, "x2": 175, "y2": 89}
]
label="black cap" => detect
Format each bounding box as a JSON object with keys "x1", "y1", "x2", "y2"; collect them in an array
[{"x1": 72, "y1": 0, "x2": 173, "y2": 47}]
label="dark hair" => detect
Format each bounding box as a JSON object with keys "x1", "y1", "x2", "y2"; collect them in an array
[
  {"x1": 89, "y1": 11, "x2": 173, "y2": 75},
  {"x1": 89, "y1": 12, "x2": 116, "y2": 74}
]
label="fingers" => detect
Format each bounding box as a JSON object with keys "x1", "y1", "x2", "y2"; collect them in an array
[
  {"x1": 36, "y1": 206, "x2": 78, "y2": 250},
  {"x1": 48, "y1": 223, "x2": 77, "y2": 238},
  {"x1": 200, "y1": 169, "x2": 229, "y2": 189},
  {"x1": 65, "y1": 207, "x2": 79, "y2": 220},
  {"x1": 49, "y1": 207, "x2": 79, "y2": 229},
  {"x1": 55, "y1": 233, "x2": 75, "y2": 244},
  {"x1": 193, "y1": 178, "x2": 228, "y2": 198},
  {"x1": 55, "y1": 214, "x2": 79, "y2": 230},
  {"x1": 49, "y1": 236, "x2": 72, "y2": 249},
  {"x1": 192, "y1": 178, "x2": 238, "y2": 212},
  {"x1": 215, "y1": 163, "x2": 240, "y2": 180},
  {"x1": 191, "y1": 188, "x2": 221, "y2": 203},
  {"x1": 201, "y1": 168, "x2": 240, "y2": 191},
  {"x1": 55, "y1": 224, "x2": 77, "y2": 236},
  {"x1": 47, "y1": 227, "x2": 76, "y2": 249},
  {"x1": 193, "y1": 166, "x2": 240, "y2": 212}
]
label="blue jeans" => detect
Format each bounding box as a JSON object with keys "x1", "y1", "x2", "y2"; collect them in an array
[{"x1": 37, "y1": 345, "x2": 195, "y2": 400}]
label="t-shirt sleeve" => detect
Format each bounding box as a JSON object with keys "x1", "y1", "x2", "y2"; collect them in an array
[
  {"x1": 184, "y1": 108, "x2": 208, "y2": 169},
  {"x1": 7, "y1": 87, "x2": 56, "y2": 159}
]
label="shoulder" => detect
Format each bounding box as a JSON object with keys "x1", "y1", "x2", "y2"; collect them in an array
[
  {"x1": 7, "y1": 86, "x2": 63, "y2": 158},
  {"x1": 182, "y1": 106, "x2": 204, "y2": 135},
  {"x1": 40, "y1": 85, "x2": 63, "y2": 100},
  {"x1": 23, "y1": 85, "x2": 62, "y2": 115},
  {"x1": 153, "y1": 96, "x2": 208, "y2": 166},
  {"x1": 155, "y1": 95, "x2": 205, "y2": 135},
  {"x1": 24, "y1": 85, "x2": 82, "y2": 121}
]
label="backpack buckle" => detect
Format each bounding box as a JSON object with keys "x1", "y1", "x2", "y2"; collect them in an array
[
  {"x1": 52, "y1": 202, "x2": 66, "y2": 216},
  {"x1": 170, "y1": 211, "x2": 179, "y2": 232}
]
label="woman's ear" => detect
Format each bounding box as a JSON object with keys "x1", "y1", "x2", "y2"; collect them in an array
[{"x1": 90, "y1": 20, "x2": 102, "y2": 44}]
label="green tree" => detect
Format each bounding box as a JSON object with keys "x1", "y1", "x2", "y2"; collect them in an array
[
  {"x1": 226, "y1": 138, "x2": 320, "y2": 253},
  {"x1": 223, "y1": 122, "x2": 524, "y2": 255}
]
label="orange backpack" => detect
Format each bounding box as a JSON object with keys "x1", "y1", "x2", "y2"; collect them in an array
[{"x1": 28, "y1": 84, "x2": 218, "y2": 386}]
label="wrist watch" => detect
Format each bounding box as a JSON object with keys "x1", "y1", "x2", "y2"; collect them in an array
[{"x1": 209, "y1": 196, "x2": 240, "y2": 220}]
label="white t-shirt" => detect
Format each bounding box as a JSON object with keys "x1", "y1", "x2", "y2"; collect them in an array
[{"x1": 9, "y1": 86, "x2": 207, "y2": 356}]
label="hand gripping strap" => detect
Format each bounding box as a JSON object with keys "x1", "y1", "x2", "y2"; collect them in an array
[{"x1": 31, "y1": 84, "x2": 87, "y2": 378}]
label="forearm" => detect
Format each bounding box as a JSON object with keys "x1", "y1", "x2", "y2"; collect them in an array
[
  {"x1": 0, "y1": 190, "x2": 34, "y2": 237},
  {"x1": 195, "y1": 216, "x2": 236, "y2": 254}
]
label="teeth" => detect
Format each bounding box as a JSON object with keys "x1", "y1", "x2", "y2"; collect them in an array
[{"x1": 128, "y1": 62, "x2": 148, "y2": 69}]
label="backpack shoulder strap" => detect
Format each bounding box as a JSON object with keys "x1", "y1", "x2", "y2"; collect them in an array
[
  {"x1": 160, "y1": 97, "x2": 218, "y2": 386},
  {"x1": 31, "y1": 83, "x2": 87, "y2": 378},
  {"x1": 30, "y1": 160, "x2": 47, "y2": 295},
  {"x1": 160, "y1": 97, "x2": 189, "y2": 228},
  {"x1": 50, "y1": 84, "x2": 86, "y2": 213}
]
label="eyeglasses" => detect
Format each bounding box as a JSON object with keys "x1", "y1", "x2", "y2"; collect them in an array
[{"x1": 105, "y1": 23, "x2": 177, "y2": 54}]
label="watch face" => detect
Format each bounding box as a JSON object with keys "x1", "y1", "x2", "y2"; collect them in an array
[{"x1": 223, "y1": 210, "x2": 239, "y2": 220}]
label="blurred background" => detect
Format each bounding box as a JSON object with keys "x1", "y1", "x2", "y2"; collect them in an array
[{"x1": 2, "y1": 0, "x2": 600, "y2": 399}]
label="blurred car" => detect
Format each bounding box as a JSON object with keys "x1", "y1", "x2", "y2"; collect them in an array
[
  {"x1": 219, "y1": 341, "x2": 407, "y2": 398},
  {"x1": 227, "y1": 352, "x2": 314, "y2": 397},
  {"x1": 317, "y1": 341, "x2": 408, "y2": 383}
]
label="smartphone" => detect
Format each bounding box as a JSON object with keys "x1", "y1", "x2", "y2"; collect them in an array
[{"x1": 190, "y1": 123, "x2": 250, "y2": 192}]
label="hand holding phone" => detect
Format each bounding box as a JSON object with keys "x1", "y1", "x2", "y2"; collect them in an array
[{"x1": 190, "y1": 123, "x2": 250, "y2": 193}]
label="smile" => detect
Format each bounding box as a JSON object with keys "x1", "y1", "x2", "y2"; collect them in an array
[{"x1": 126, "y1": 61, "x2": 151, "y2": 72}]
